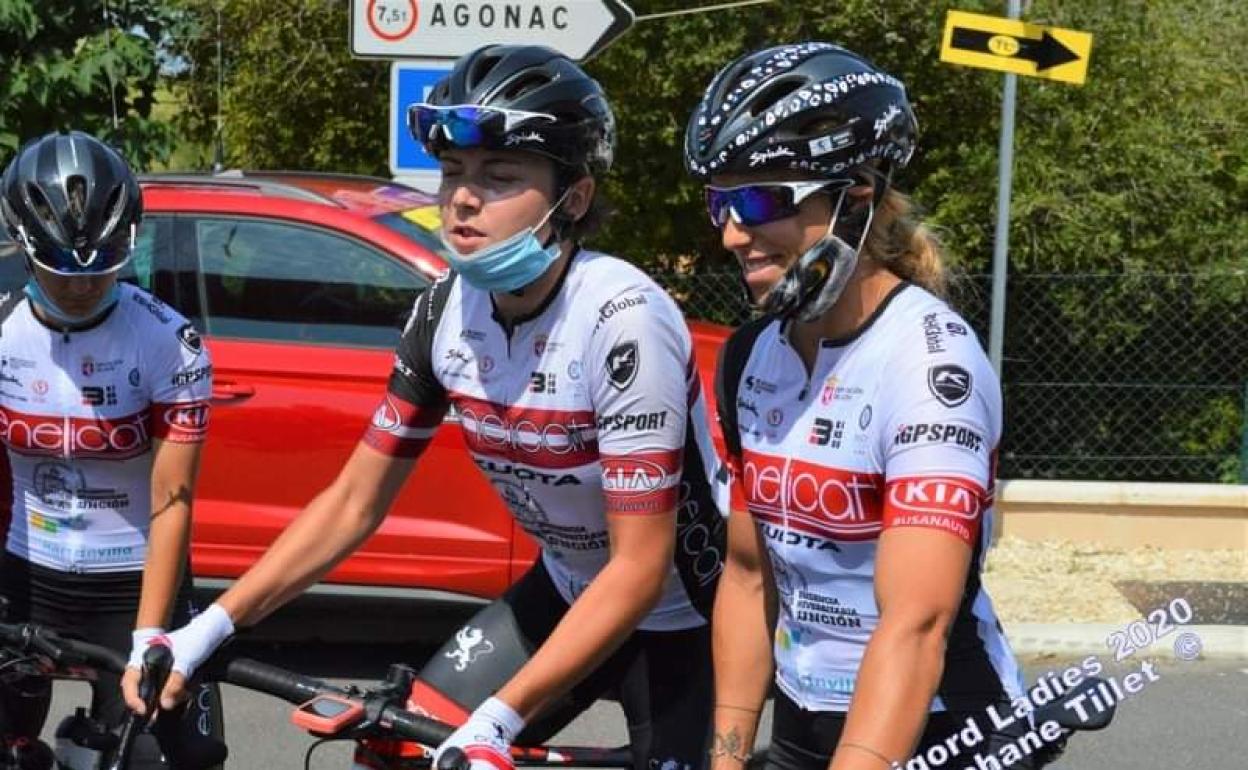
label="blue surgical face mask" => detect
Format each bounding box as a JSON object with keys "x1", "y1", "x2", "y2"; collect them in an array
[
  {"x1": 24, "y1": 275, "x2": 121, "y2": 327},
  {"x1": 441, "y1": 190, "x2": 570, "y2": 293}
]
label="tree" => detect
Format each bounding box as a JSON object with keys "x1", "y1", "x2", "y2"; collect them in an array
[
  {"x1": 172, "y1": 0, "x2": 391, "y2": 174},
  {"x1": 0, "y1": 0, "x2": 185, "y2": 167}
]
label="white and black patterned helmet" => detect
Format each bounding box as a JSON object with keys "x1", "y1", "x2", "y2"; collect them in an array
[
  {"x1": 0, "y1": 131, "x2": 141, "y2": 274},
  {"x1": 684, "y1": 42, "x2": 917, "y2": 181},
  {"x1": 420, "y1": 45, "x2": 615, "y2": 175}
]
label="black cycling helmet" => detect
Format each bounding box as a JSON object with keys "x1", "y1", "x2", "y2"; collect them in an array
[
  {"x1": 684, "y1": 42, "x2": 916, "y2": 182},
  {"x1": 0, "y1": 131, "x2": 141, "y2": 275},
  {"x1": 413, "y1": 44, "x2": 615, "y2": 175}
]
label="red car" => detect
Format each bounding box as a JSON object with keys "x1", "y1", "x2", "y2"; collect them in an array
[{"x1": 1, "y1": 172, "x2": 728, "y2": 604}]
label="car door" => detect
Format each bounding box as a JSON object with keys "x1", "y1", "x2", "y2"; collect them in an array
[{"x1": 173, "y1": 214, "x2": 513, "y2": 598}]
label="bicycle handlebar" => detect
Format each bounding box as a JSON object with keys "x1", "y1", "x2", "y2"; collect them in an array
[
  {"x1": 0, "y1": 620, "x2": 127, "y2": 675},
  {"x1": 198, "y1": 651, "x2": 455, "y2": 746}
]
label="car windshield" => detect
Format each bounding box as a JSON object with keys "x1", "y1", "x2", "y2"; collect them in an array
[{"x1": 374, "y1": 209, "x2": 448, "y2": 259}]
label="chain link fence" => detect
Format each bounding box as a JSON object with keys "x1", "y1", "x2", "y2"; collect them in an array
[{"x1": 668, "y1": 270, "x2": 1248, "y2": 484}]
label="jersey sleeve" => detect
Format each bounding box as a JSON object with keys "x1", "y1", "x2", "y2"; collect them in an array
[
  {"x1": 361, "y1": 276, "x2": 452, "y2": 459},
  {"x1": 878, "y1": 315, "x2": 1001, "y2": 546},
  {"x1": 149, "y1": 320, "x2": 213, "y2": 444},
  {"x1": 587, "y1": 285, "x2": 693, "y2": 516}
]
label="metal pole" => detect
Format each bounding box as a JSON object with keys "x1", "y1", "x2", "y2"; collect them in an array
[
  {"x1": 1239, "y1": 381, "x2": 1248, "y2": 483},
  {"x1": 988, "y1": 0, "x2": 1022, "y2": 376}
]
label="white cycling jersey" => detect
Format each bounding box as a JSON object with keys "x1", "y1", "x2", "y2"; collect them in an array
[
  {"x1": 363, "y1": 250, "x2": 726, "y2": 631},
  {"x1": 0, "y1": 284, "x2": 212, "y2": 573},
  {"x1": 717, "y1": 282, "x2": 1025, "y2": 711}
]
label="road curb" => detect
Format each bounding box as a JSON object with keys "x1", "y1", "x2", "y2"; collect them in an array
[{"x1": 1004, "y1": 623, "x2": 1248, "y2": 660}]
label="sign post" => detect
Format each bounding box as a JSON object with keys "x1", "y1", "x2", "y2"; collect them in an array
[
  {"x1": 352, "y1": 1, "x2": 635, "y2": 61},
  {"x1": 939, "y1": 6, "x2": 1093, "y2": 376},
  {"x1": 390, "y1": 60, "x2": 454, "y2": 191}
]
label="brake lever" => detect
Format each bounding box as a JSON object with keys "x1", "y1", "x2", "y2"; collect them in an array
[{"x1": 107, "y1": 642, "x2": 174, "y2": 770}]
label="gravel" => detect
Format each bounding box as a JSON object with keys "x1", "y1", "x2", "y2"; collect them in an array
[{"x1": 982, "y1": 536, "x2": 1248, "y2": 624}]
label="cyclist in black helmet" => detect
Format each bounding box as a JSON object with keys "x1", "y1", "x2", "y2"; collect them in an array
[
  {"x1": 0, "y1": 131, "x2": 220, "y2": 768},
  {"x1": 685, "y1": 44, "x2": 1041, "y2": 770},
  {"x1": 157, "y1": 45, "x2": 726, "y2": 770}
]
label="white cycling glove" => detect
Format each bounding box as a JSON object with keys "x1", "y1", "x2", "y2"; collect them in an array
[
  {"x1": 162, "y1": 602, "x2": 235, "y2": 678},
  {"x1": 433, "y1": 697, "x2": 525, "y2": 770},
  {"x1": 127, "y1": 627, "x2": 166, "y2": 670}
]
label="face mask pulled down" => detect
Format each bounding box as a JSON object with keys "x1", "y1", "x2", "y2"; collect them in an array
[
  {"x1": 441, "y1": 190, "x2": 570, "y2": 293},
  {"x1": 759, "y1": 189, "x2": 876, "y2": 322}
]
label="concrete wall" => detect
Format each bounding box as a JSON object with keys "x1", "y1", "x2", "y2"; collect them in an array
[{"x1": 996, "y1": 480, "x2": 1248, "y2": 550}]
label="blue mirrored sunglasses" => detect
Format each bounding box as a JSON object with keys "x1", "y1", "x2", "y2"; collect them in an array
[
  {"x1": 704, "y1": 180, "x2": 853, "y2": 228},
  {"x1": 408, "y1": 103, "x2": 556, "y2": 150}
]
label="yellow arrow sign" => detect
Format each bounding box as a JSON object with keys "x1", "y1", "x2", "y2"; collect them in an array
[{"x1": 940, "y1": 10, "x2": 1093, "y2": 85}]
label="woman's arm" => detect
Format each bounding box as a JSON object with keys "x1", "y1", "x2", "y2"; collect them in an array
[
  {"x1": 828, "y1": 528, "x2": 971, "y2": 770},
  {"x1": 216, "y1": 442, "x2": 416, "y2": 625},
  {"x1": 710, "y1": 506, "x2": 775, "y2": 770},
  {"x1": 135, "y1": 439, "x2": 200, "y2": 628},
  {"x1": 146, "y1": 442, "x2": 415, "y2": 710},
  {"x1": 494, "y1": 508, "x2": 676, "y2": 720}
]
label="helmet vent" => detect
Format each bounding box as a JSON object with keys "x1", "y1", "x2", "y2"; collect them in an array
[
  {"x1": 66, "y1": 175, "x2": 88, "y2": 225},
  {"x1": 98, "y1": 183, "x2": 128, "y2": 243},
  {"x1": 748, "y1": 79, "x2": 803, "y2": 118},
  {"x1": 503, "y1": 72, "x2": 550, "y2": 102},
  {"x1": 467, "y1": 54, "x2": 503, "y2": 90},
  {"x1": 24, "y1": 183, "x2": 55, "y2": 227}
]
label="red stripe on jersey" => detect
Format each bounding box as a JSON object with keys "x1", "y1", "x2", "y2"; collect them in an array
[
  {"x1": 451, "y1": 392, "x2": 598, "y2": 470},
  {"x1": 601, "y1": 449, "x2": 681, "y2": 515},
  {"x1": 0, "y1": 404, "x2": 153, "y2": 459},
  {"x1": 362, "y1": 395, "x2": 446, "y2": 458},
  {"x1": 151, "y1": 400, "x2": 210, "y2": 444},
  {"x1": 740, "y1": 450, "x2": 885, "y2": 541},
  {"x1": 883, "y1": 475, "x2": 986, "y2": 546}
]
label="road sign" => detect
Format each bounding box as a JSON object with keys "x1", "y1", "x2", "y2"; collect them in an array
[
  {"x1": 940, "y1": 10, "x2": 1093, "y2": 85},
  {"x1": 352, "y1": 0, "x2": 634, "y2": 62},
  {"x1": 390, "y1": 60, "x2": 454, "y2": 188}
]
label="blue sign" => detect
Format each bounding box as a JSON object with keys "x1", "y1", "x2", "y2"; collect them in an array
[{"x1": 390, "y1": 61, "x2": 453, "y2": 177}]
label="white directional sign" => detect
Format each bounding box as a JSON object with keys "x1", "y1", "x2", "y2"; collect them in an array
[{"x1": 351, "y1": 0, "x2": 634, "y2": 62}]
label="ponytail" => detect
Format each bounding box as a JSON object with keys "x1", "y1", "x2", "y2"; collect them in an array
[{"x1": 862, "y1": 188, "x2": 947, "y2": 298}]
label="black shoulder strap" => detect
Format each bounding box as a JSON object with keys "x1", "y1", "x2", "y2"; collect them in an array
[{"x1": 714, "y1": 315, "x2": 771, "y2": 460}]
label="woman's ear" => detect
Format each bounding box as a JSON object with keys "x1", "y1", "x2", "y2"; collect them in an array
[{"x1": 563, "y1": 175, "x2": 596, "y2": 222}]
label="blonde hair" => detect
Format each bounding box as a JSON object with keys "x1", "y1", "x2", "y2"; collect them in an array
[{"x1": 861, "y1": 188, "x2": 948, "y2": 298}]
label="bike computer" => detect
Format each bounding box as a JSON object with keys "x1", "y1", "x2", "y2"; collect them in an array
[{"x1": 290, "y1": 694, "x2": 365, "y2": 734}]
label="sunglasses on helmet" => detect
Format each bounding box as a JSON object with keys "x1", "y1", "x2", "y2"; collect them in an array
[
  {"x1": 704, "y1": 180, "x2": 854, "y2": 228},
  {"x1": 408, "y1": 103, "x2": 557, "y2": 151}
]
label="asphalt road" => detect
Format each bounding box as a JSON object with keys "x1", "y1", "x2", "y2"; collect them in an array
[
  {"x1": 43, "y1": 636, "x2": 1246, "y2": 770},
  {"x1": 35, "y1": 596, "x2": 1248, "y2": 769}
]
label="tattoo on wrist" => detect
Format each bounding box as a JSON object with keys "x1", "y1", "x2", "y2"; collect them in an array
[{"x1": 708, "y1": 727, "x2": 751, "y2": 764}]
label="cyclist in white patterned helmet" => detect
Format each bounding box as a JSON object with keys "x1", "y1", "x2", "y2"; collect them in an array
[{"x1": 686, "y1": 43, "x2": 1046, "y2": 770}]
